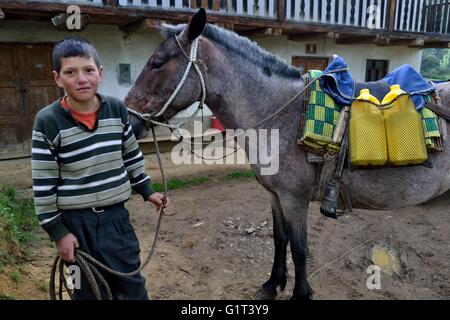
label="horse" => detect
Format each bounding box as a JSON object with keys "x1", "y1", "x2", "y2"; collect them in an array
[{"x1": 124, "y1": 9, "x2": 450, "y2": 300}]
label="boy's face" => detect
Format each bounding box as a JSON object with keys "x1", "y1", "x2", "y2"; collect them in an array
[{"x1": 53, "y1": 56, "x2": 103, "y2": 103}]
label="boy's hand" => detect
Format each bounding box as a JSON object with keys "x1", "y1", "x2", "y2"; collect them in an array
[
  {"x1": 148, "y1": 192, "x2": 170, "y2": 212},
  {"x1": 55, "y1": 233, "x2": 79, "y2": 263}
]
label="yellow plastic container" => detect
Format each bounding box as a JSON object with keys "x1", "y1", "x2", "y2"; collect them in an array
[
  {"x1": 349, "y1": 89, "x2": 388, "y2": 166},
  {"x1": 382, "y1": 85, "x2": 428, "y2": 165}
]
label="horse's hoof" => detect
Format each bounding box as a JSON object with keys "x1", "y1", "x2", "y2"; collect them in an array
[
  {"x1": 290, "y1": 286, "x2": 313, "y2": 301},
  {"x1": 255, "y1": 287, "x2": 276, "y2": 300}
]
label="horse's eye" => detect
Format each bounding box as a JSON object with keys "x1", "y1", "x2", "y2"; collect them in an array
[{"x1": 151, "y1": 59, "x2": 164, "y2": 69}]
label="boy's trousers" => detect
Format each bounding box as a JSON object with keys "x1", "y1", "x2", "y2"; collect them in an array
[{"x1": 62, "y1": 202, "x2": 149, "y2": 300}]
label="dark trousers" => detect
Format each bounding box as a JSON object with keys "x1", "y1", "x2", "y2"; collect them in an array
[{"x1": 62, "y1": 203, "x2": 149, "y2": 300}]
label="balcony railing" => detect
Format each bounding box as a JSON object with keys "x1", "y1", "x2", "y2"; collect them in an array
[
  {"x1": 117, "y1": 0, "x2": 278, "y2": 18},
  {"x1": 395, "y1": 0, "x2": 450, "y2": 35},
  {"x1": 285, "y1": 0, "x2": 388, "y2": 29},
  {"x1": 13, "y1": 0, "x2": 450, "y2": 35}
]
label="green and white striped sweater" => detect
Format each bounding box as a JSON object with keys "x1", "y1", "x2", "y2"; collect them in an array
[{"x1": 31, "y1": 94, "x2": 154, "y2": 241}]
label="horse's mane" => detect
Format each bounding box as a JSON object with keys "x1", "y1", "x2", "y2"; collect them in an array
[{"x1": 161, "y1": 23, "x2": 302, "y2": 80}]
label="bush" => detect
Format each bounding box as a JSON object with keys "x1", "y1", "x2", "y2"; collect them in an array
[{"x1": 0, "y1": 186, "x2": 38, "y2": 265}]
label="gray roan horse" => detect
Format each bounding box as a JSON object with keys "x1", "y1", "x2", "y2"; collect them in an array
[{"x1": 125, "y1": 9, "x2": 450, "y2": 300}]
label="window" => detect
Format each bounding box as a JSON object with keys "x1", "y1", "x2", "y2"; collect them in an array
[
  {"x1": 119, "y1": 63, "x2": 131, "y2": 85},
  {"x1": 365, "y1": 59, "x2": 389, "y2": 82}
]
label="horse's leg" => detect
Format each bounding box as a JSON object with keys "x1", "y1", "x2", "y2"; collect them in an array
[
  {"x1": 278, "y1": 192, "x2": 312, "y2": 300},
  {"x1": 256, "y1": 193, "x2": 288, "y2": 300}
]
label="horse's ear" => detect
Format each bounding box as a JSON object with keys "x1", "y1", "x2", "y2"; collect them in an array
[{"x1": 187, "y1": 8, "x2": 206, "y2": 41}]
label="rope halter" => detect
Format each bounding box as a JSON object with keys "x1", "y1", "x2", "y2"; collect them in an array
[{"x1": 127, "y1": 35, "x2": 207, "y2": 131}]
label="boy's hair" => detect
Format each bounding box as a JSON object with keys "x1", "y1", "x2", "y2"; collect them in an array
[{"x1": 52, "y1": 37, "x2": 101, "y2": 73}]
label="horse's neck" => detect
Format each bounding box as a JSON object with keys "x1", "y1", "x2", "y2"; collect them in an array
[{"x1": 206, "y1": 64, "x2": 304, "y2": 130}]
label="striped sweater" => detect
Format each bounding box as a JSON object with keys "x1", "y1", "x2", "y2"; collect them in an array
[{"x1": 31, "y1": 94, "x2": 154, "y2": 241}]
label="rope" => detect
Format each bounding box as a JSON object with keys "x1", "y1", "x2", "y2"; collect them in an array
[
  {"x1": 127, "y1": 34, "x2": 349, "y2": 162},
  {"x1": 49, "y1": 127, "x2": 168, "y2": 300},
  {"x1": 177, "y1": 68, "x2": 349, "y2": 161}
]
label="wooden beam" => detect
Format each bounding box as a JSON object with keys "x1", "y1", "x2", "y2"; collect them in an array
[
  {"x1": 214, "y1": 22, "x2": 234, "y2": 30},
  {"x1": 422, "y1": 41, "x2": 450, "y2": 48},
  {"x1": 335, "y1": 35, "x2": 380, "y2": 45},
  {"x1": 238, "y1": 27, "x2": 282, "y2": 37},
  {"x1": 288, "y1": 32, "x2": 339, "y2": 41},
  {"x1": 119, "y1": 18, "x2": 167, "y2": 34},
  {"x1": 336, "y1": 34, "x2": 409, "y2": 46},
  {"x1": 387, "y1": 38, "x2": 425, "y2": 47}
]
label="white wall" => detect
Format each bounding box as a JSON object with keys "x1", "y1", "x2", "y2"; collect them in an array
[{"x1": 253, "y1": 35, "x2": 423, "y2": 82}]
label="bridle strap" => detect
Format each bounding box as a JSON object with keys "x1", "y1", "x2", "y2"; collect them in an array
[{"x1": 126, "y1": 35, "x2": 207, "y2": 131}]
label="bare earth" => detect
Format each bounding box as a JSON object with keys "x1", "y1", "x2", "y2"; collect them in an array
[{"x1": 1, "y1": 175, "x2": 449, "y2": 300}]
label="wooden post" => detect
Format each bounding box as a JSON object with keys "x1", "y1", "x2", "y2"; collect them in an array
[
  {"x1": 387, "y1": 0, "x2": 397, "y2": 32},
  {"x1": 278, "y1": 0, "x2": 286, "y2": 21},
  {"x1": 212, "y1": 0, "x2": 220, "y2": 11},
  {"x1": 105, "y1": 0, "x2": 117, "y2": 8}
]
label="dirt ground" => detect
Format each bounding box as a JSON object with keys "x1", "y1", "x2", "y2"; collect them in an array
[{"x1": 1, "y1": 172, "x2": 449, "y2": 300}]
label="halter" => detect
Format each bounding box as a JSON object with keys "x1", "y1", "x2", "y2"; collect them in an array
[{"x1": 127, "y1": 35, "x2": 207, "y2": 131}]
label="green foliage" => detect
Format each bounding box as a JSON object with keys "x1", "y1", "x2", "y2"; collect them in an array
[
  {"x1": 223, "y1": 170, "x2": 256, "y2": 180},
  {"x1": 0, "y1": 186, "x2": 39, "y2": 265},
  {"x1": 37, "y1": 279, "x2": 49, "y2": 293},
  {"x1": 8, "y1": 269, "x2": 22, "y2": 283},
  {"x1": 151, "y1": 177, "x2": 209, "y2": 192},
  {"x1": 150, "y1": 170, "x2": 257, "y2": 192},
  {"x1": 0, "y1": 293, "x2": 16, "y2": 300},
  {"x1": 421, "y1": 49, "x2": 450, "y2": 81}
]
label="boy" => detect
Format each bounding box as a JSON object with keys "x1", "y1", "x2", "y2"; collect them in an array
[{"x1": 31, "y1": 37, "x2": 169, "y2": 300}]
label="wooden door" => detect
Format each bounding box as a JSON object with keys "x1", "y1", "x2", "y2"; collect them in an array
[
  {"x1": 0, "y1": 44, "x2": 61, "y2": 159},
  {"x1": 292, "y1": 56, "x2": 330, "y2": 75}
]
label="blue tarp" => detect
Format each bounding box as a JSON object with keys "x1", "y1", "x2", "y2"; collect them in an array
[
  {"x1": 383, "y1": 64, "x2": 435, "y2": 109},
  {"x1": 318, "y1": 56, "x2": 435, "y2": 109},
  {"x1": 319, "y1": 56, "x2": 355, "y2": 106}
]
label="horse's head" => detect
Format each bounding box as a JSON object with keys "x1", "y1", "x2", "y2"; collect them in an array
[{"x1": 124, "y1": 9, "x2": 207, "y2": 139}]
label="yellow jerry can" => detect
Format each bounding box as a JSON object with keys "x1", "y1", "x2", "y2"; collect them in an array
[
  {"x1": 381, "y1": 85, "x2": 428, "y2": 166},
  {"x1": 349, "y1": 89, "x2": 388, "y2": 166}
]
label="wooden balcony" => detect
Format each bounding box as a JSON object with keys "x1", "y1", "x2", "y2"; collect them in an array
[
  {"x1": 1, "y1": 0, "x2": 449, "y2": 45},
  {"x1": 394, "y1": 0, "x2": 449, "y2": 35}
]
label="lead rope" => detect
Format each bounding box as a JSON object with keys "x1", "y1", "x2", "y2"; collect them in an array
[
  {"x1": 49, "y1": 127, "x2": 167, "y2": 300},
  {"x1": 163, "y1": 68, "x2": 350, "y2": 161},
  {"x1": 128, "y1": 32, "x2": 349, "y2": 161}
]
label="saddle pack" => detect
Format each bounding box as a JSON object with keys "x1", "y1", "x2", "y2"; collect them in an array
[{"x1": 297, "y1": 57, "x2": 447, "y2": 219}]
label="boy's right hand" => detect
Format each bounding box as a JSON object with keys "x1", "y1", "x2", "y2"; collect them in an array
[{"x1": 55, "y1": 233, "x2": 80, "y2": 263}]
